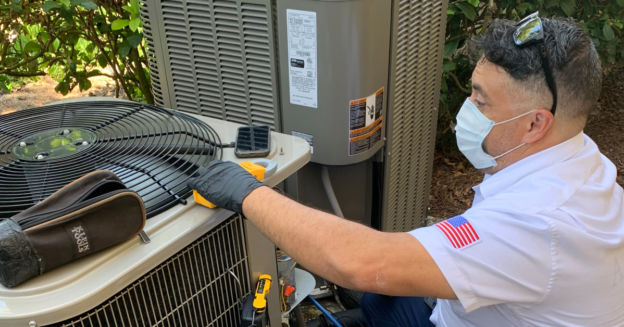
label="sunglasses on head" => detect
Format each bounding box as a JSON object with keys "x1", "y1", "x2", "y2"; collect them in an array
[{"x1": 513, "y1": 12, "x2": 557, "y2": 116}]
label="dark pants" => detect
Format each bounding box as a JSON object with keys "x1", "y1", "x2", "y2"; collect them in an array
[{"x1": 360, "y1": 293, "x2": 435, "y2": 327}]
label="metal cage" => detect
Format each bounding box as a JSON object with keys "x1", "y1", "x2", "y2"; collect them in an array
[{"x1": 48, "y1": 215, "x2": 251, "y2": 327}]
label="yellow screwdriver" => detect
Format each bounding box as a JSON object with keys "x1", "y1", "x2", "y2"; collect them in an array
[{"x1": 252, "y1": 274, "x2": 272, "y2": 313}]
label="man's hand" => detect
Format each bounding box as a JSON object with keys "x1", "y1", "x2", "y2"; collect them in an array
[{"x1": 187, "y1": 160, "x2": 263, "y2": 213}]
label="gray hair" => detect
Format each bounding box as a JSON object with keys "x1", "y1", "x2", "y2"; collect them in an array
[{"x1": 472, "y1": 17, "x2": 602, "y2": 120}]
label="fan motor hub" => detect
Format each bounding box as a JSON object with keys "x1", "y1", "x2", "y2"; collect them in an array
[{"x1": 13, "y1": 128, "x2": 96, "y2": 161}]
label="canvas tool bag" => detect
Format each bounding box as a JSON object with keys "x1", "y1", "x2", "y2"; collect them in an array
[{"x1": 0, "y1": 170, "x2": 146, "y2": 288}]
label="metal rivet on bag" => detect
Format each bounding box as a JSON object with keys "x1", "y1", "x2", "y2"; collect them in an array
[
  {"x1": 28, "y1": 321, "x2": 37, "y2": 327},
  {"x1": 19, "y1": 141, "x2": 26, "y2": 147}
]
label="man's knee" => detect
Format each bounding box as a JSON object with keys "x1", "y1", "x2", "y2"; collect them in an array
[
  {"x1": 360, "y1": 293, "x2": 435, "y2": 327},
  {"x1": 360, "y1": 293, "x2": 389, "y2": 318},
  {"x1": 361, "y1": 293, "x2": 393, "y2": 326}
]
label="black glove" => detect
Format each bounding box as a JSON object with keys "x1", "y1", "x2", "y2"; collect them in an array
[{"x1": 187, "y1": 160, "x2": 263, "y2": 213}]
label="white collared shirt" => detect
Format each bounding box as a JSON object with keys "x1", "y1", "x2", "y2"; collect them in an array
[{"x1": 411, "y1": 133, "x2": 624, "y2": 326}]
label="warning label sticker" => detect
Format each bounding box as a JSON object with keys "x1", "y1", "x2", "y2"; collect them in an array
[
  {"x1": 286, "y1": 9, "x2": 318, "y2": 109},
  {"x1": 349, "y1": 88, "x2": 384, "y2": 156}
]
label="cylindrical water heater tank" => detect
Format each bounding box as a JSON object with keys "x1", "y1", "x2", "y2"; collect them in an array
[{"x1": 277, "y1": 0, "x2": 392, "y2": 165}]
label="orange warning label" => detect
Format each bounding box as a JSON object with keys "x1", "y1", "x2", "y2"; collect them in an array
[{"x1": 348, "y1": 87, "x2": 384, "y2": 156}]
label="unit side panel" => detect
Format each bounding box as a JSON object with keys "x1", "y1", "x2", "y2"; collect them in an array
[
  {"x1": 382, "y1": 0, "x2": 448, "y2": 232},
  {"x1": 142, "y1": 0, "x2": 281, "y2": 130}
]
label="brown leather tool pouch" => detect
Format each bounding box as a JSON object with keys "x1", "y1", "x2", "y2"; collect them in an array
[{"x1": 0, "y1": 170, "x2": 145, "y2": 288}]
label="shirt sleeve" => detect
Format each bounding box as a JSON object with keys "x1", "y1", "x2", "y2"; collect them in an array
[{"x1": 410, "y1": 210, "x2": 554, "y2": 312}]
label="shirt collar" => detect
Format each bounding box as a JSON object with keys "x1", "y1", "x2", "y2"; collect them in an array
[{"x1": 473, "y1": 132, "x2": 586, "y2": 201}]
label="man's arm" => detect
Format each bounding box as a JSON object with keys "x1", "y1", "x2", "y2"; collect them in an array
[{"x1": 242, "y1": 186, "x2": 457, "y2": 299}]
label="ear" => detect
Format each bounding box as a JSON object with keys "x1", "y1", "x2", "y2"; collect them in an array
[{"x1": 522, "y1": 109, "x2": 554, "y2": 144}]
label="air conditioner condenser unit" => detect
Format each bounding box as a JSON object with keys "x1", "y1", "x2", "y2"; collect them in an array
[
  {"x1": 0, "y1": 99, "x2": 310, "y2": 326},
  {"x1": 140, "y1": 0, "x2": 449, "y2": 232}
]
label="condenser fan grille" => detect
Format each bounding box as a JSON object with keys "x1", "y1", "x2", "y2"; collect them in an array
[{"x1": 0, "y1": 101, "x2": 222, "y2": 219}]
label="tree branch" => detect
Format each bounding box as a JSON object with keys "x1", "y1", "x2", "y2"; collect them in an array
[
  {"x1": 448, "y1": 71, "x2": 470, "y2": 94},
  {"x1": 5, "y1": 71, "x2": 46, "y2": 77}
]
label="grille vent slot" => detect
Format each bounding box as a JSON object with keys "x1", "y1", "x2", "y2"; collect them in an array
[
  {"x1": 382, "y1": 0, "x2": 447, "y2": 231},
  {"x1": 139, "y1": 1, "x2": 165, "y2": 106},
  {"x1": 48, "y1": 216, "x2": 250, "y2": 327},
  {"x1": 141, "y1": 0, "x2": 280, "y2": 130}
]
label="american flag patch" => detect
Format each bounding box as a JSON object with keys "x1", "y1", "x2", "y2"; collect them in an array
[{"x1": 436, "y1": 216, "x2": 479, "y2": 249}]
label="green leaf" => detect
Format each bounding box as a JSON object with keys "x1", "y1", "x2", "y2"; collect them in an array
[
  {"x1": 0, "y1": 75, "x2": 12, "y2": 93},
  {"x1": 443, "y1": 40, "x2": 459, "y2": 57},
  {"x1": 602, "y1": 22, "x2": 615, "y2": 41},
  {"x1": 447, "y1": 8, "x2": 455, "y2": 15},
  {"x1": 122, "y1": 0, "x2": 139, "y2": 15},
  {"x1": 52, "y1": 38, "x2": 60, "y2": 51},
  {"x1": 86, "y1": 69, "x2": 102, "y2": 77},
  {"x1": 69, "y1": 0, "x2": 97, "y2": 10},
  {"x1": 455, "y1": 2, "x2": 477, "y2": 21},
  {"x1": 121, "y1": 0, "x2": 140, "y2": 16},
  {"x1": 95, "y1": 14, "x2": 110, "y2": 33},
  {"x1": 617, "y1": 0, "x2": 624, "y2": 8},
  {"x1": 55, "y1": 81, "x2": 70, "y2": 95},
  {"x1": 127, "y1": 32, "x2": 143, "y2": 48},
  {"x1": 544, "y1": 0, "x2": 558, "y2": 9},
  {"x1": 78, "y1": 78, "x2": 92, "y2": 91},
  {"x1": 129, "y1": 17, "x2": 141, "y2": 32},
  {"x1": 560, "y1": 0, "x2": 576, "y2": 16},
  {"x1": 48, "y1": 64, "x2": 64, "y2": 81},
  {"x1": 1, "y1": 3, "x2": 22, "y2": 12},
  {"x1": 516, "y1": 2, "x2": 534, "y2": 15},
  {"x1": 467, "y1": 0, "x2": 479, "y2": 7},
  {"x1": 130, "y1": 0, "x2": 139, "y2": 13},
  {"x1": 74, "y1": 38, "x2": 88, "y2": 51},
  {"x1": 24, "y1": 41, "x2": 41, "y2": 54},
  {"x1": 40, "y1": 31, "x2": 50, "y2": 43},
  {"x1": 111, "y1": 19, "x2": 129, "y2": 31},
  {"x1": 86, "y1": 42, "x2": 95, "y2": 53},
  {"x1": 97, "y1": 53, "x2": 108, "y2": 68},
  {"x1": 118, "y1": 41, "x2": 131, "y2": 57},
  {"x1": 26, "y1": 25, "x2": 42, "y2": 39},
  {"x1": 60, "y1": 8, "x2": 74, "y2": 22},
  {"x1": 42, "y1": 1, "x2": 60, "y2": 12},
  {"x1": 122, "y1": 5, "x2": 139, "y2": 17},
  {"x1": 79, "y1": 0, "x2": 97, "y2": 10},
  {"x1": 442, "y1": 61, "x2": 456, "y2": 72}
]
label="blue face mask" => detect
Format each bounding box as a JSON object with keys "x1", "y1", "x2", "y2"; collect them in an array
[{"x1": 455, "y1": 98, "x2": 534, "y2": 169}]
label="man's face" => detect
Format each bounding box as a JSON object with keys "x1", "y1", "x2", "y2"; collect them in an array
[{"x1": 468, "y1": 59, "x2": 532, "y2": 174}]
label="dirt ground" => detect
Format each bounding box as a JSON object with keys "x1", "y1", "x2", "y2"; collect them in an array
[
  {"x1": 1, "y1": 68, "x2": 622, "y2": 222},
  {"x1": 0, "y1": 75, "x2": 122, "y2": 115}
]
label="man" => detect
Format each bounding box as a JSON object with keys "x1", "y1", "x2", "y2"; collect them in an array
[{"x1": 189, "y1": 14, "x2": 624, "y2": 326}]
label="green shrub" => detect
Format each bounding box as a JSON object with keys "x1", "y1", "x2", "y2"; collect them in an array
[{"x1": 0, "y1": 0, "x2": 152, "y2": 103}]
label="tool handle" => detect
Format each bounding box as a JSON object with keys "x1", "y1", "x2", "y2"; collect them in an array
[{"x1": 252, "y1": 274, "x2": 272, "y2": 311}]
